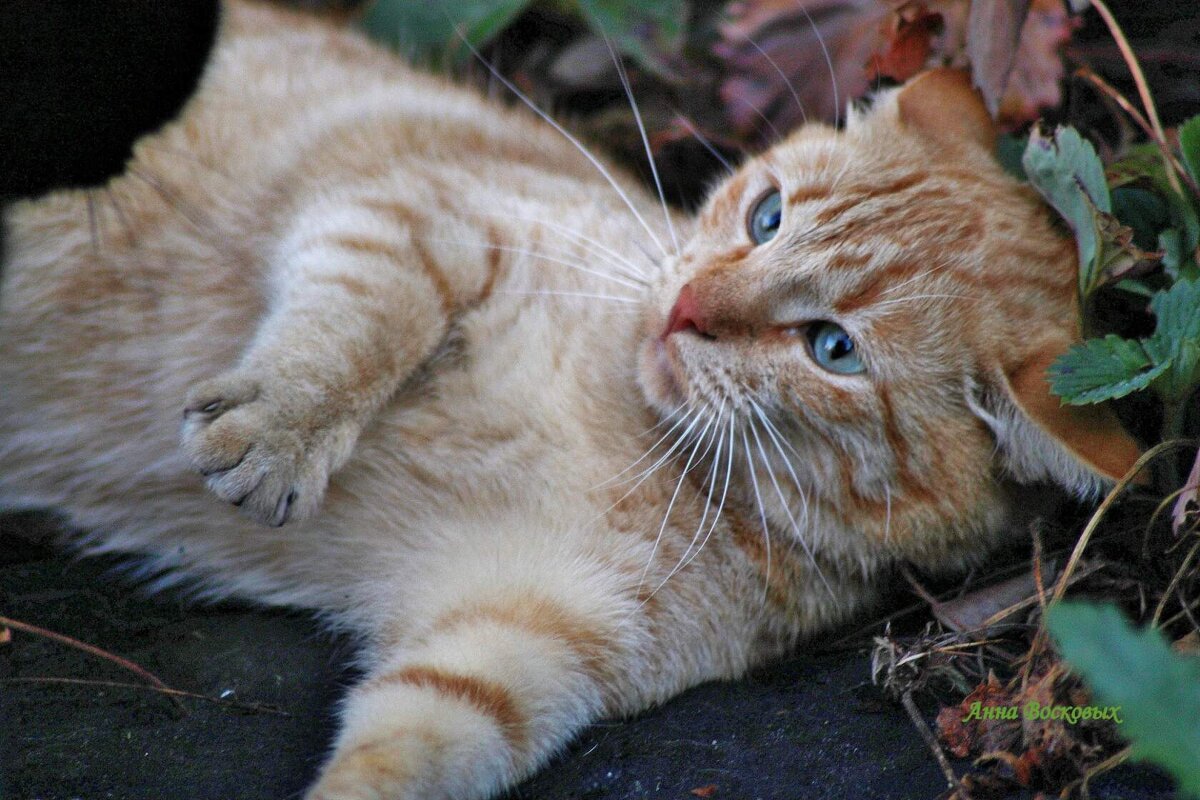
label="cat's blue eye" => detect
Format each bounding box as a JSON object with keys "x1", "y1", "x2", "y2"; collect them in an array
[
  {"x1": 747, "y1": 189, "x2": 782, "y2": 245},
  {"x1": 805, "y1": 321, "x2": 864, "y2": 375}
]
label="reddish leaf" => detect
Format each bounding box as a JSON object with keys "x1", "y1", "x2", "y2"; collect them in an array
[
  {"x1": 690, "y1": 785, "x2": 718, "y2": 798},
  {"x1": 866, "y1": 7, "x2": 944, "y2": 83}
]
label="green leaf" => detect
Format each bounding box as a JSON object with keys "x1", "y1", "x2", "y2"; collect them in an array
[
  {"x1": 360, "y1": 0, "x2": 533, "y2": 64},
  {"x1": 1147, "y1": 278, "x2": 1200, "y2": 402},
  {"x1": 1023, "y1": 125, "x2": 1112, "y2": 295},
  {"x1": 1180, "y1": 115, "x2": 1200, "y2": 186},
  {"x1": 1112, "y1": 186, "x2": 1170, "y2": 251},
  {"x1": 996, "y1": 134, "x2": 1028, "y2": 181},
  {"x1": 1160, "y1": 228, "x2": 1186, "y2": 277},
  {"x1": 575, "y1": 0, "x2": 686, "y2": 76},
  {"x1": 1048, "y1": 334, "x2": 1171, "y2": 405},
  {"x1": 1046, "y1": 602, "x2": 1200, "y2": 798}
]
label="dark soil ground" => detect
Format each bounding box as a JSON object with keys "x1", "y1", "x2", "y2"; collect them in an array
[{"x1": 1, "y1": 513, "x2": 1178, "y2": 800}]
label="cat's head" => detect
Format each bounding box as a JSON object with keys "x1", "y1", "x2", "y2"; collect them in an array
[{"x1": 637, "y1": 69, "x2": 1142, "y2": 569}]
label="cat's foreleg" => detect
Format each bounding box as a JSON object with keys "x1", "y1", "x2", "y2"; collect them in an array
[
  {"x1": 181, "y1": 194, "x2": 493, "y2": 525},
  {"x1": 305, "y1": 576, "x2": 652, "y2": 800}
]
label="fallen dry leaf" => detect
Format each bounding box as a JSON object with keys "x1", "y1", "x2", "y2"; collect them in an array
[
  {"x1": 690, "y1": 784, "x2": 718, "y2": 798},
  {"x1": 866, "y1": 5, "x2": 945, "y2": 83},
  {"x1": 932, "y1": 562, "x2": 1058, "y2": 633},
  {"x1": 966, "y1": 0, "x2": 1031, "y2": 115}
]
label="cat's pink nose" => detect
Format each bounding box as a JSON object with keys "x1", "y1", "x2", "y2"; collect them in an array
[{"x1": 662, "y1": 284, "x2": 711, "y2": 339}]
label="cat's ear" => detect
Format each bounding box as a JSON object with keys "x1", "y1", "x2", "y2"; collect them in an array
[
  {"x1": 896, "y1": 68, "x2": 995, "y2": 151},
  {"x1": 970, "y1": 341, "x2": 1144, "y2": 495}
]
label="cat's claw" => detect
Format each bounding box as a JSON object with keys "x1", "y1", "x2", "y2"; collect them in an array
[{"x1": 181, "y1": 373, "x2": 335, "y2": 526}]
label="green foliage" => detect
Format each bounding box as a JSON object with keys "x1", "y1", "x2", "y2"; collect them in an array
[
  {"x1": 575, "y1": 0, "x2": 686, "y2": 75},
  {"x1": 1180, "y1": 116, "x2": 1200, "y2": 186},
  {"x1": 360, "y1": 0, "x2": 533, "y2": 64},
  {"x1": 1032, "y1": 116, "x2": 1200, "y2": 426},
  {"x1": 1048, "y1": 335, "x2": 1170, "y2": 405},
  {"x1": 360, "y1": 0, "x2": 685, "y2": 73},
  {"x1": 1023, "y1": 125, "x2": 1112, "y2": 297},
  {"x1": 1046, "y1": 602, "x2": 1200, "y2": 798},
  {"x1": 1049, "y1": 279, "x2": 1200, "y2": 406}
]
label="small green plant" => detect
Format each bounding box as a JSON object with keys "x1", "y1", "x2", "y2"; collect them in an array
[
  {"x1": 360, "y1": 0, "x2": 685, "y2": 72},
  {"x1": 1046, "y1": 601, "x2": 1200, "y2": 798},
  {"x1": 1023, "y1": 115, "x2": 1200, "y2": 444}
]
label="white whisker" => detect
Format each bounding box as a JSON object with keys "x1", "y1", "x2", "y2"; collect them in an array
[
  {"x1": 671, "y1": 112, "x2": 736, "y2": 176},
  {"x1": 739, "y1": 33, "x2": 807, "y2": 126},
  {"x1": 746, "y1": 403, "x2": 835, "y2": 599},
  {"x1": 742, "y1": 424, "x2": 773, "y2": 608},
  {"x1": 605, "y1": 36, "x2": 681, "y2": 256},
  {"x1": 593, "y1": 402, "x2": 690, "y2": 490},
  {"x1": 428, "y1": 237, "x2": 645, "y2": 293},
  {"x1": 636, "y1": 404, "x2": 721, "y2": 594},
  {"x1": 467, "y1": 209, "x2": 650, "y2": 282},
  {"x1": 656, "y1": 410, "x2": 736, "y2": 593},
  {"x1": 871, "y1": 293, "x2": 980, "y2": 309},
  {"x1": 793, "y1": 0, "x2": 840, "y2": 128},
  {"x1": 453, "y1": 30, "x2": 671, "y2": 258},
  {"x1": 497, "y1": 290, "x2": 639, "y2": 304}
]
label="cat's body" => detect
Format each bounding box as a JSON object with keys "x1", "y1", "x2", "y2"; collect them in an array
[{"x1": 0, "y1": 2, "x2": 1141, "y2": 798}]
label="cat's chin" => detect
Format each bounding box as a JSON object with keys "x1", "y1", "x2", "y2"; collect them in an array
[{"x1": 636, "y1": 335, "x2": 688, "y2": 413}]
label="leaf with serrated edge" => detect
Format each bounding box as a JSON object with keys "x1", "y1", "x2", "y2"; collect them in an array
[
  {"x1": 1148, "y1": 278, "x2": 1200, "y2": 402},
  {"x1": 1046, "y1": 602, "x2": 1200, "y2": 796},
  {"x1": 1048, "y1": 335, "x2": 1170, "y2": 405},
  {"x1": 1023, "y1": 126, "x2": 1111, "y2": 294}
]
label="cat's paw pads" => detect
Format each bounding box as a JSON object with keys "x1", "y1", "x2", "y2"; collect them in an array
[{"x1": 181, "y1": 374, "x2": 332, "y2": 526}]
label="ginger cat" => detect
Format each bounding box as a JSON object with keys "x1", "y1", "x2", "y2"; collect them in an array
[{"x1": 0, "y1": 2, "x2": 1141, "y2": 798}]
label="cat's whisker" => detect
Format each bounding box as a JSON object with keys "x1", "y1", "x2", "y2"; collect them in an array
[
  {"x1": 742, "y1": 424, "x2": 773, "y2": 608},
  {"x1": 592, "y1": 402, "x2": 690, "y2": 490},
  {"x1": 596, "y1": 408, "x2": 708, "y2": 523},
  {"x1": 426, "y1": 236, "x2": 646, "y2": 293},
  {"x1": 652, "y1": 409, "x2": 738, "y2": 599},
  {"x1": 737, "y1": 32, "x2": 807, "y2": 126},
  {"x1": 453, "y1": 30, "x2": 671, "y2": 260},
  {"x1": 635, "y1": 402, "x2": 722, "y2": 596},
  {"x1": 749, "y1": 400, "x2": 811, "y2": 527},
  {"x1": 605, "y1": 36, "x2": 681, "y2": 258},
  {"x1": 670, "y1": 112, "x2": 737, "y2": 177},
  {"x1": 871, "y1": 292, "x2": 981, "y2": 309},
  {"x1": 792, "y1": 0, "x2": 840, "y2": 128},
  {"x1": 496, "y1": 290, "x2": 639, "y2": 305},
  {"x1": 746, "y1": 403, "x2": 834, "y2": 599},
  {"x1": 736, "y1": 97, "x2": 785, "y2": 145},
  {"x1": 466, "y1": 210, "x2": 649, "y2": 283}
]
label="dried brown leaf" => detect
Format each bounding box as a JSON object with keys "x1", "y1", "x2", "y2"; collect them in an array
[
  {"x1": 867, "y1": 6, "x2": 945, "y2": 83},
  {"x1": 689, "y1": 784, "x2": 718, "y2": 798},
  {"x1": 933, "y1": 562, "x2": 1057, "y2": 633},
  {"x1": 966, "y1": 0, "x2": 1031, "y2": 115}
]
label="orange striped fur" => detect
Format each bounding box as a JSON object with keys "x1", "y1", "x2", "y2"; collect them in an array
[{"x1": 0, "y1": 5, "x2": 1140, "y2": 799}]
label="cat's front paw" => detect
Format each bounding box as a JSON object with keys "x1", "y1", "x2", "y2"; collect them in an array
[{"x1": 181, "y1": 372, "x2": 344, "y2": 526}]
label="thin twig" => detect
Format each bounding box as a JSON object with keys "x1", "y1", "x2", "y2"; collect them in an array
[
  {"x1": 901, "y1": 690, "x2": 960, "y2": 792},
  {"x1": 1088, "y1": 0, "x2": 1183, "y2": 195},
  {"x1": 2, "y1": 677, "x2": 290, "y2": 717},
  {"x1": 1151, "y1": 540, "x2": 1200, "y2": 627},
  {"x1": 0, "y1": 614, "x2": 185, "y2": 712},
  {"x1": 1074, "y1": 67, "x2": 1200, "y2": 197}
]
